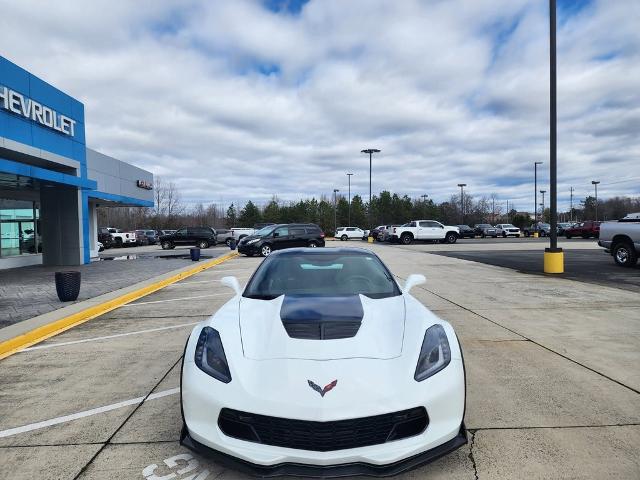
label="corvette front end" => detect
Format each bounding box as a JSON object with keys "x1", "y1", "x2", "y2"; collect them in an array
[{"x1": 180, "y1": 248, "x2": 466, "y2": 476}]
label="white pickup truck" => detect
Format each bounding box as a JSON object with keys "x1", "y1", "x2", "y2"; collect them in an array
[
  {"x1": 598, "y1": 212, "x2": 640, "y2": 267},
  {"x1": 106, "y1": 227, "x2": 137, "y2": 247},
  {"x1": 391, "y1": 220, "x2": 460, "y2": 245}
]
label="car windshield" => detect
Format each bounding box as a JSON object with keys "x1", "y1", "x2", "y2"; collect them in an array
[
  {"x1": 243, "y1": 251, "x2": 401, "y2": 300},
  {"x1": 503, "y1": 224, "x2": 516, "y2": 228}
]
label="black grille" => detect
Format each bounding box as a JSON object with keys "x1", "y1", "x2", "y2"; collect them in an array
[
  {"x1": 218, "y1": 407, "x2": 428, "y2": 452},
  {"x1": 283, "y1": 321, "x2": 361, "y2": 340}
]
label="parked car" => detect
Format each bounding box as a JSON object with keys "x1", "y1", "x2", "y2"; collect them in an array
[
  {"x1": 159, "y1": 227, "x2": 217, "y2": 250},
  {"x1": 180, "y1": 248, "x2": 466, "y2": 475},
  {"x1": 455, "y1": 225, "x2": 476, "y2": 239},
  {"x1": 105, "y1": 227, "x2": 137, "y2": 247},
  {"x1": 158, "y1": 229, "x2": 176, "y2": 236},
  {"x1": 97, "y1": 227, "x2": 114, "y2": 249},
  {"x1": 215, "y1": 229, "x2": 235, "y2": 246},
  {"x1": 598, "y1": 213, "x2": 640, "y2": 267},
  {"x1": 564, "y1": 220, "x2": 601, "y2": 239},
  {"x1": 135, "y1": 230, "x2": 150, "y2": 246},
  {"x1": 140, "y1": 230, "x2": 159, "y2": 245},
  {"x1": 335, "y1": 227, "x2": 368, "y2": 241},
  {"x1": 522, "y1": 222, "x2": 551, "y2": 237},
  {"x1": 380, "y1": 224, "x2": 403, "y2": 242},
  {"x1": 473, "y1": 224, "x2": 498, "y2": 238},
  {"x1": 494, "y1": 224, "x2": 521, "y2": 237},
  {"x1": 238, "y1": 223, "x2": 325, "y2": 257},
  {"x1": 97, "y1": 241, "x2": 104, "y2": 252},
  {"x1": 391, "y1": 220, "x2": 459, "y2": 244},
  {"x1": 557, "y1": 222, "x2": 574, "y2": 236},
  {"x1": 370, "y1": 225, "x2": 387, "y2": 240}
]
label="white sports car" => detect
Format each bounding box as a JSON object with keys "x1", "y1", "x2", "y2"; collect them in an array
[{"x1": 180, "y1": 248, "x2": 466, "y2": 476}]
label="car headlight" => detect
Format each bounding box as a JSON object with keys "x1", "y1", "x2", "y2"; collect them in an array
[
  {"x1": 194, "y1": 327, "x2": 231, "y2": 383},
  {"x1": 247, "y1": 238, "x2": 260, "y2": 244},
  {"x1": 414, "y1": 324, "x2": 451, "y2": 381}
]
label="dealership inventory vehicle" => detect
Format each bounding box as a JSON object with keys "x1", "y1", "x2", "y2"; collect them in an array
[
  {"x1": 473, "y1": 224, "x2": 498, "y2": 238},
  {"x1": 392, "y1": 221, "x2": 459, "y2": 244},
  {"x1": 564, "y1": 220, "x2": 601, "y2": 239},
  {"x1": 557, "y1": 222, "x2": 574, "y2": 236},
  {"x1": 138, "y1": 229, "x2": 159, "y2": 245},
  {"x1": 380, "y1": 224, "x2": 403, "y2": 242},
  {"x1": 335, "y1": 226, "x2": 368, "y2": 241},
  {"x1": 105, "y1": 227, "x2": 137, "y2": 247},
  {"x1": 159, "y1": 227, "x2": 217, "y2": 249},
  {"x1": 215, "y1": 229, "x2": 235, "y2": 246},
  {"x1": 134, "y1": 230, "x2": 149, "y2": 246},
  {"x1": 523, "y1": 222, "x2": 551, "y2": 237},
  {"x1": 97, "y1": 227, "x2": 114, "y2": 249},
  {"x1": 180, "y1": 248, "x2": 466, "y2": 476},
  {"x1": 455, "y1": 225, "x2": 475, "y2": 239},
  {"x1": 598, "y1": 213, "x2": 640, "y2": 267},
  {"x1": 238, "y1": 224, "x2": 325, "y2": 257},
  {"x1": 494, "y1": 224, "x2": 521, "y2": 237}
]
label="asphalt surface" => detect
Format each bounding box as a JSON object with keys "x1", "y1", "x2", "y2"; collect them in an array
[
  {"x1": 1, "y1": 242, "x2": 638, "y2": 479},
  {"x1": 432, "y1": 248, "x2": 640, "y2": 293}
]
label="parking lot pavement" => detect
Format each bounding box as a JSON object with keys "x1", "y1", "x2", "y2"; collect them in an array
[
  {"x1": 431, "y1": 245, "x2": 640, "y2": 293},
  {"x1": 1, "y1": 246, "x2": 639, "y2": 479}
]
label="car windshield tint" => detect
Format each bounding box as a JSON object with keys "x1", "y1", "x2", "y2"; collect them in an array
[
  {"x1": 243, "y1": 252, "x2": 401, "y2": 300},
  {"x1": 255, "y1": 226, "x2": 276, "y2": 236}
]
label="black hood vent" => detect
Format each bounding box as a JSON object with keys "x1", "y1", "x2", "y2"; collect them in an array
[{"x1": 280, "y1": 295, "x2": 363, "y2": 340}]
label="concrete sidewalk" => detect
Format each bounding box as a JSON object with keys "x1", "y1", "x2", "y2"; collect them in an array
[{"x1": 0, "y1": 246, "x2": 228, "y2": 328}]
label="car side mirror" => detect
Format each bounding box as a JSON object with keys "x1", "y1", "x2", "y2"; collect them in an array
[
  {"x1": 403, "y1": 274, "x2": 426, "y2": 294},
  {"x1": 221, "y1": 276, "x2": 241, "y2": 296},
  {"x1": 273, "y1": 232, "x2": 280, "y2": 238}
]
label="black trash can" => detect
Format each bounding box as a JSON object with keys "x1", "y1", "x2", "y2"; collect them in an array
[
  {"x1": 54, "y1": 271, "x2": 81, "y2": 302},
  {"x1": 229, "y1": 238, "x2": 237, "y2": 250},
  {"x1": 190, "y1": 247, "x2": 201, "y2": 261}
]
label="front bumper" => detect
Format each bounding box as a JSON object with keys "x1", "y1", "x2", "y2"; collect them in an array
[
  {"x1": 181, "y1": 423, "x2": 467, "y2": 478},
  {"x1": 238, "y1": 242, "x2": 261, "y2": 255}
]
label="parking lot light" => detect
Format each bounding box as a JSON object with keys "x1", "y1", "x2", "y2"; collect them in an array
[
  {"x1": 347, "y1": 173, "x2": 354, "y2": 225},
  {"x1": 591, "y1": 181, "x2": 600, "y2": 221},
  {"x1": 540, "y1": 190, "x2": 546, "y2": 220},
  {"x1": 361, "y1": 149, "x2": 380, "y2": 230},
  {"x1": 333, "y1": 189, "x2": 340, "y2": 233},
  {"x1": 457, "y1": 184, "x2": 466, "y2": 224},
  {"x1": 534, "y1": 162, "x2": 543, "y2": 223},
  {"x1": 544, "y1": 0, "x2": 564, "y2": 274}
]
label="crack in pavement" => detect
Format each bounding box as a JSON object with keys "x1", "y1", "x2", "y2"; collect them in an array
[
  {"x1": 467, "y1": 430, "x2": 479, "y2": 480},
  {"x1": 72, "y1": 354, "x2": 184, "y2": 480}
]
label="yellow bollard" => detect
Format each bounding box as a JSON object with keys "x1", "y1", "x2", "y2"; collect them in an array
[
  {"x1": 367, "y1": 236, "x2": 374, "y2": 243},
  {"x1": 544, "y1": 249, "x2": 564, "y2": 274},
  {"x1": 533, "y1": 232, "x2": 539, "y2": 238}
]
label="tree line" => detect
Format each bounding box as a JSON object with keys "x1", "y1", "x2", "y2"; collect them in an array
[{"x1": 97, "y1": 177, "x2": 640, "y2": 234}]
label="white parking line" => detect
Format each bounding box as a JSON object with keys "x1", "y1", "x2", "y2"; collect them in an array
[
  {"x1": 121, "y1": 293, "x2": 229, "y2": 307},
  {"x1": 0, "y1": 388, "x2": 179, "y2": 439},
  {"x1": 21, "y1": 322, "x2": 200, "y2": 352}
]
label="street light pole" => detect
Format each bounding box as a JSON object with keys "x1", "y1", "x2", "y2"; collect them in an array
[
  {"x1": 591, "y1": 180, "x2": 600, "y2": 220},
  {"x1": 545, "y1": 0, "x2": 563, "y2": 273},
  {"x1": 361, "y1": 149, "x2": 380, "y2": 230},
  {"x1": 457, "y1": 184, "x2": 467, "y2": 224},
  {"x1": 347, "y1": 173, "x2": 354, "y2": 226},
  {"x1": 421, "y1": 194, "x2": 429, "y2": 218},
  {"x1": 534, "y1": 161, "x2": 543, "y2": 223},
  {"x1": 333, "y1": 189, "x2": 339, "y2": 233},
  {"x1": 570, "y1": 186, "x2": 574, "y2": 222},
  {"x1": 540, "y1": 190, "x2": 546, "y2": 221}
]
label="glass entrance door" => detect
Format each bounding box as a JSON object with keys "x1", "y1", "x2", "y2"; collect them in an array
[{"x1": 0, "y1": 199, "x2": 40, "y2": 258}]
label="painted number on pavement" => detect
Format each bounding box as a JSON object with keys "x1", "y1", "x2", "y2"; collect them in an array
[{"x1": 142, "y1": 453, "x2": 210, "y2": 480}]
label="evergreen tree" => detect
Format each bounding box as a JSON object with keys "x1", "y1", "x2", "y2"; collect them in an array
[
  {"x1": 225, "y1": 203, "x2": 237, "y2": 228},
  {"x1": 238, "y1": 201, "x2": 262, "y2": 227}
]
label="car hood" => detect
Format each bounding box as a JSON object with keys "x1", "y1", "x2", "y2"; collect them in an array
[{"x1": 238, "y1": 294, "x2": 406, "y2": 361}]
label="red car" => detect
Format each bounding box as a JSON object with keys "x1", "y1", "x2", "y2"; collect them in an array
[{"x1": 564, "y1": 221, "x2": 601, "y2": 239}]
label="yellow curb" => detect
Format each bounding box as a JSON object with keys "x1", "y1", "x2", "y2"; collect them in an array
[{"x1": 0, "y1": 251, "x2": 239, "y2": 360}]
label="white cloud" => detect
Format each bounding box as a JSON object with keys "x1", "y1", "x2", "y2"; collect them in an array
[{"x1": 1, "y1": 0, "x2": 638, "y2": 211}]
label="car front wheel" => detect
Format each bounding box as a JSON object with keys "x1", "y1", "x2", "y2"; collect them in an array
[
  {"x1": 198, "y1": 240, "x2": 209, "y2": 249},
  {"x1": 261, "y1": 244, "x2": 272, "y2": 257},
  {"x1": 613, "y1": 242, "x2": 638, "y2": 267},
  {"x1": 445, "y1": 232, "x2": 458, "y2": 244},
  {"x1": 161, "y1": 241, "x2": 174, "y2": 250},
  {"x1": 225, "y1": 238, "x2": 232, "y2": 247},
  {"x1": 308, "y1": 241, "x2": 318, "y2": 247},
  {"x1": 341, "y1": 235, "x2": 348, "y2": 241},
  {"x1": 400, "y1": 233, "x2": 413, "y2": 245}
]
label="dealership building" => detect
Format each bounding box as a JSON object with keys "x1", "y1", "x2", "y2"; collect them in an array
[{"x1": 0, "y1": 55, "x2": 153, "y2": 269}]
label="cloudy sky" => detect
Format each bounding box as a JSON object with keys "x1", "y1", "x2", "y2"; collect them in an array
[{"x1": 1, "y1": 0, "x2": 638, "y2": 211}]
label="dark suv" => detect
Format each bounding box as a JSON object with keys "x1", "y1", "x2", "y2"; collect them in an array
[
  {"x1": 159, "y1": 227, "x2": 217, "y2": 249},
  {"x1": 97, "y1": 227, "x2": 114, "y2": 249},
  {"x1": 238, "y1": 223, "x2": 325, "y2": 257}
]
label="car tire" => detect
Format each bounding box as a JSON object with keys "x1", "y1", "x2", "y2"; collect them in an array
[
  {"x1": 225, "y1": 238, "x2": 232, "y2": 247},
  {"x1": 161, "y1": 241, "x2": 173, "y2": 250},
  {"x1": 613, "y1": 242, "x2": 638, "y2": 267},
  {"x1": 260, "y1": 244, "x2": 272, "y2": 257},
  {"x1": 481, "y1": 233, "x2": 486, "y2": 238},
  {"x1": 445, "y1": 232, "x2": 458, "y2": 244},
  {"x1": 198, "y1": 240, "x2": 209, "y2": 249},
  {"x1": 565, "y1": 233, "x2": 572, "y2": 239},
  {"x1": 400, "y1": 233, "x2": 413, "y2": 245},
  {"x1": 502, "y1": 232, "x2": 507, "y2": 238},
  {"x1": 341, "y1": 235, "x2": 348, "y2": 241},
  {"x1": 308, "y1": 241, "x2": 318, "y2": 248},
  {"x1": 115, "y1": 238, "x2": 123, "y2": 248}
]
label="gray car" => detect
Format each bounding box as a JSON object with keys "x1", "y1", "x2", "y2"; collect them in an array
[
  {"x1": 215, "y1": 228, "x2": 235, "y2": 246},
  {"x1": 598, "y1": 213, "x2": 640, "y2": 267}
]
